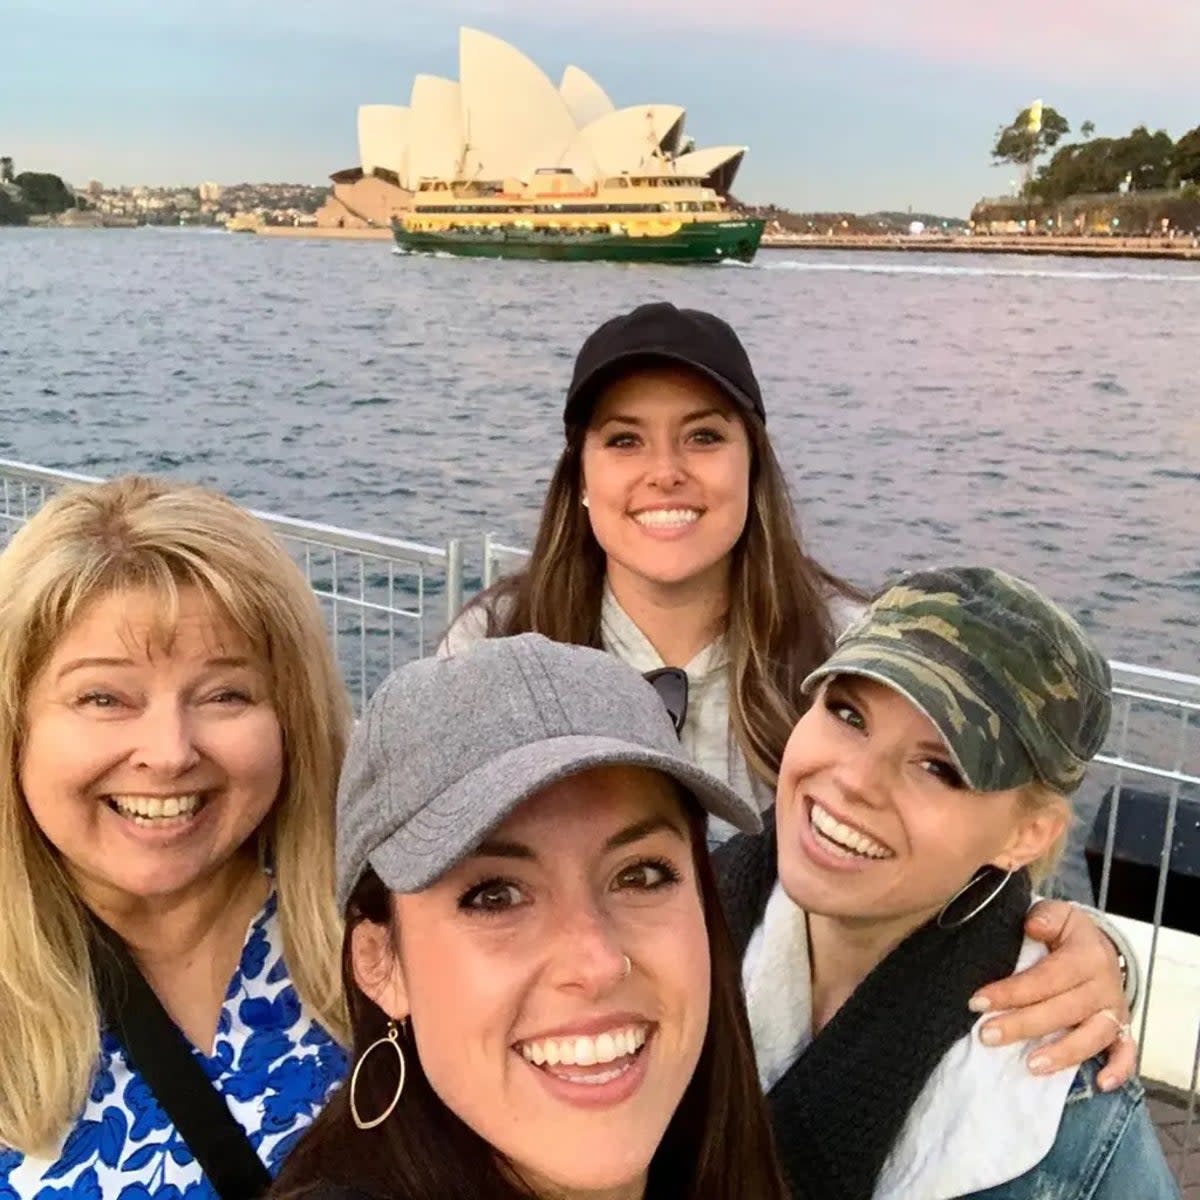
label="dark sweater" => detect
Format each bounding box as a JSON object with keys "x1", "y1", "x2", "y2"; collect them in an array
[{"x1": 715, "y1": 823, "x2": 1030, "y2": 1200}]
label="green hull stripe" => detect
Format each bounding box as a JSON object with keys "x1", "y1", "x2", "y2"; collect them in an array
[{"x1": 390, "y1": 220, "x2": 765, "y2": 264}]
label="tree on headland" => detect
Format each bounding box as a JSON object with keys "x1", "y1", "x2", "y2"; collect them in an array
[
  {"x1": 0, "y1": 156, "x2": 13, "y2": 184},
  {"x1": 1176, "y1": 126, "x2": 1200, "y2": 185},
  {"x1": 992, "y1": 103, "x2": 1070, "y2": 171},
  {"x1": 14, "y1": 172, "x2": 75, "y2": 215},
  {"x1": 1032, "y1": 124, "x2": 1179, "y2": 202},
  {"x1": 1080, "y1": 121, "x2": 1095, "y2": 140}
]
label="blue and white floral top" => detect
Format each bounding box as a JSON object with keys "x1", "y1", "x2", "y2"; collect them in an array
[{"x1": 0, "y1": 891, "x2": 348, "y2": 1199}]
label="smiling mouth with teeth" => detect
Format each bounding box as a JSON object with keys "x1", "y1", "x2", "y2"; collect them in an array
[
  {"x1": 809, "y1": 801, "x2": 895, "y2": 861},
  {"x1": 106, "y1": 793, "x2": 207, "y2": 828},
  {"x1": 516, "y1": 1025, "x2": 651, "y2": 1086},
  {"x1": 632, "y1": 508, "x2": 702, "y2": 529}
]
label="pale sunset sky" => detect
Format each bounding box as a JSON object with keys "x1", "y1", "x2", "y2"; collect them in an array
[{"x1": 4, "y1": 0, "x2": 1197, "y2": 215}]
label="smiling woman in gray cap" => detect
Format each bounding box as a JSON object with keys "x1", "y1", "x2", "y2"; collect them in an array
[
  {"x1": 438, "y1": 300, "x2": 1136, "y2": 1093},
  {"x1": 272, "y1": 634, "x2": 790, "y2": 1200}
]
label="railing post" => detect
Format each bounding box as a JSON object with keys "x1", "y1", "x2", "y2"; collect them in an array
[
  {"x1": 445, "y1": 537, "x2": 464, "y2": 630},
  {"x1": 482, "y1": 531, "x2": 495, "y2": 591}
]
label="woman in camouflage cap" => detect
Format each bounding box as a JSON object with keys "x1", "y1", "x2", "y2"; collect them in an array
[{"x1": 717, "y1": 565, "x2": 1179, "y2": 1200}]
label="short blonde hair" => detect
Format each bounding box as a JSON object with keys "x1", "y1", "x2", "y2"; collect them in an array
[{"x1": 0, "y1": 476, "x2": 351, "y2": 1155}]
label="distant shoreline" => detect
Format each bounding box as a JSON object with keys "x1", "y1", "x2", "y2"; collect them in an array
[
  {"x1": 10, "y1": 222, "x2": 1199, "y2": 261},
  {"x1": 256, "y1": 225, "x2": 1200, "y2": 260},
  {"x1": 759, "y1": 233, "x2": 1200, "y2": 261}
]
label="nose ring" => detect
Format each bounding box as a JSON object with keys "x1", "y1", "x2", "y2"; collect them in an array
[{"x1": 621, "y1": 954, "x2": 632, "y2": 979}]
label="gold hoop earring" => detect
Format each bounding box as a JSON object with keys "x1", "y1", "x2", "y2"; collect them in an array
[{"x1": 350, "y1": 1020, "x2": 407, "y2": 1130}]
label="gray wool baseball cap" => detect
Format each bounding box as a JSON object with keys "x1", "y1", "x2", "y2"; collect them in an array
[{"x1": 336, "y1": 633, "x2": 762, "y2": 907}]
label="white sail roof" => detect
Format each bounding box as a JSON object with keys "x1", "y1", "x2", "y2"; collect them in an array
[
  {"x1": 560, "y1": 65, "x2": 615, "y2": 129},
  {"x1": 560, "y1": 105, "x2": 686, "y2": 181},
  {"x1": 408, "y1": 75, "x2": 464, "y2": 184},
  {"x1": 459, "y1": 28, "x2": 578, "y2": 181},
  {"x1": 357, "y1": 105, "x2": 410, "y2": 184},
  {"x1": 672, "y1": 145, "x2": 746, "y2": 193},
  {"x1": 341, "y1": 28, "x2": 752, "y2": 194}
]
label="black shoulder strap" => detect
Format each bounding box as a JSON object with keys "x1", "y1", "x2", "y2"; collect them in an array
[{"x1": 90, "y1": 916, "x2": 272, "y2": 1200}]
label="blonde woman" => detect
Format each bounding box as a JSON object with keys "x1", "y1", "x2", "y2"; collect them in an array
[
  {"x1": 718, "y1": 567, "x2": 1178, "y2": 1199},
  {"x1": 0, "y1": 476, "x2": 350, "y2": 1198}
]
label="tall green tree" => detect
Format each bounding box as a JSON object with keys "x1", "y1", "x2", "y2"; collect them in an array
[
  {"x1": 1113, "y1": 126, "x2": 1174, "y2": 190},
  {"x1": 992, "y1": 104, "x2": 1071, "y2": 169},
  {"x1": 13, "y1": 172, "x2": 74, "y2": 215},
  {"x1": 1175, "y1": 125, "x2": 1200, "y2": 185}
]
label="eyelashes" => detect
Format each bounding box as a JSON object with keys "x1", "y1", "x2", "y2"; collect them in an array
[{"x1": 456, "y1": 856, "x2": 684, "y2": 918}]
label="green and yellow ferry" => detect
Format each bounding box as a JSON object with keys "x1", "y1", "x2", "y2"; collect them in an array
[{"x1": 390, "y1": 168, "x2": 764, "y2": 264}]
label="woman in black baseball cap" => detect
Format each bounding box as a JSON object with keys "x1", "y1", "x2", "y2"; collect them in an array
[
  {"x1": 446, "y1": 300, "x2": 858, "y2": 841},
  {"x1": 441, "y1": 301, "x2": 1135, "y2": 1093}
]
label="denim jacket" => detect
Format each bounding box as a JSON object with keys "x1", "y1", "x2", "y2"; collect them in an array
[
  {"x1": 729, "y1": 865, "x2": 1178, "y2": 1200},
  {"x1": 968, "y1": 1058, "x2": 1179, "y2": 1200}
]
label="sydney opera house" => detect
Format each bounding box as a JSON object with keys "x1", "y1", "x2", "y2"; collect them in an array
[{"x1": 320, "y1": 27, "x2": 749, "y2": 229}]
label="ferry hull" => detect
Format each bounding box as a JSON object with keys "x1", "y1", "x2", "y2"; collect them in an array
[{"x1": 390, "y1": 218, "x2": 764, "y2": 264}]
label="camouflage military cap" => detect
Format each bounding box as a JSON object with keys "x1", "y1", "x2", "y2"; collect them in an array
[{"x1": 802, "y1": 566, "x2": 1112, "y2": 794}]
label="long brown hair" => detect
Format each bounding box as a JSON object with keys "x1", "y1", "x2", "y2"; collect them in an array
[
  {"x1": 271, "y1": 799, "x2": 788, "y2": 1200},
  {"x1": 461, "y1": 410, "x2": 861, "y2": 790}
]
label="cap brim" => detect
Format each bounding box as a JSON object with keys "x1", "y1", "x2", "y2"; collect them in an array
[
  {"x1": 802, "y1": 644, "x2": 1020, "y2": 794},
  {"x1": 365, "y1": 734, "x2": 762, "y2": 895},
  {"x1": 565, "y1": 351, "x2": 760, "y2": 426}
]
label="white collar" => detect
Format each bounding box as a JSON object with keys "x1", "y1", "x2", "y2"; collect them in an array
[
  {"x1": 599, "y1": 582, "x2": 726, "y2": 676},
  {"x1": 743, "y1": 882, "x2": 1077, "y2": 1199}
]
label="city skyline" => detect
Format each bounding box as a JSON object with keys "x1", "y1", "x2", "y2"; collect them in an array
[{"x1": 4, "y1": 0, "x2": 1197, "y2": 215}]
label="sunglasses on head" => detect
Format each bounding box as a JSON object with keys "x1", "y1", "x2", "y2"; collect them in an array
[{"x1": 642, "y1": 667, "x2": 689, "y2": 737}]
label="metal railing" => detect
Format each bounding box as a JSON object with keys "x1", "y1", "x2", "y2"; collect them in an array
[
  {"x1": 0, "y1": 460, "x2": 463, "y2": 711},
  {"x1": 3, "y1": 459, "x2": 1198, "y2": 1174}
]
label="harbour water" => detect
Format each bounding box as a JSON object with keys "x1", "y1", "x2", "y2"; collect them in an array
[{"x1": 1, "y1": 227, "x2": 1197, "y2": 673}]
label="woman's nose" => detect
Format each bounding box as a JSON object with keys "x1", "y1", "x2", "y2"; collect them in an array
[{"x1": 131, "y1": 703, "x2": 202, "y2": 776}]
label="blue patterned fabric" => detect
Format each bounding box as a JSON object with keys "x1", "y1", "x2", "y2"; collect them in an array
[{"x1": 0, "y1": 892, "x2": 347, "y2": 1198}]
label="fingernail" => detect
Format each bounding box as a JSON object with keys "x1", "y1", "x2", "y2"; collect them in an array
[
  {"x1": 1028, "y1": 1055, "x2": 1050, "y2": 1074},
  {"x1": 981, "y1": 1026, "x2": 1002, "y2": 1046},
  {"x1": 1029, "y1": 914, "x2": 1048, "y2": 928},
  {"x1": 968, "y1": 995, "x2": 992, "y2": 1013},
  {"x1": 1097, "y1": 1074, "x2": 1116, "y2": 1092}
]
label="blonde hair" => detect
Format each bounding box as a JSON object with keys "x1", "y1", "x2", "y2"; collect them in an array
[
  {"x1": 1019, "y1": 781, "x2": 1074, "y2": 887},
  {"x1": 0, "y1": 475, "x2": 351, "y2": 1155}
]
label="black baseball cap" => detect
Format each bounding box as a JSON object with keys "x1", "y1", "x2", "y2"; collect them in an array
[{"x1": 563, "y1": 301, "x2": 767, "y2": 429}]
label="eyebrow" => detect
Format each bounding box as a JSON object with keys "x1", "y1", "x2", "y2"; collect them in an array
[
  {"x1": 55, "y1": 655, "x2": 253, "y2": 681},
  {"x1": 471, "y1": 814, "x2": 688, "y2": 862},
  {"x1": 599, "y1": 407, "x2": 731, "y2": 429}
]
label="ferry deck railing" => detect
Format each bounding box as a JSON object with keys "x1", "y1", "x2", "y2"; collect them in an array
[
  {"x1": 4, "y1": 462, "x2": 1198, "y2": 1178},
  {"x1": 0, "y1": 460, "x2": 463, "y2": 711}
]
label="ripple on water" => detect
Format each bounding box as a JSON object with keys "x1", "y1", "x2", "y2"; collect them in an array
[{"x1": 0, "y1": 230, "x2": 1197, "y2": 673}]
